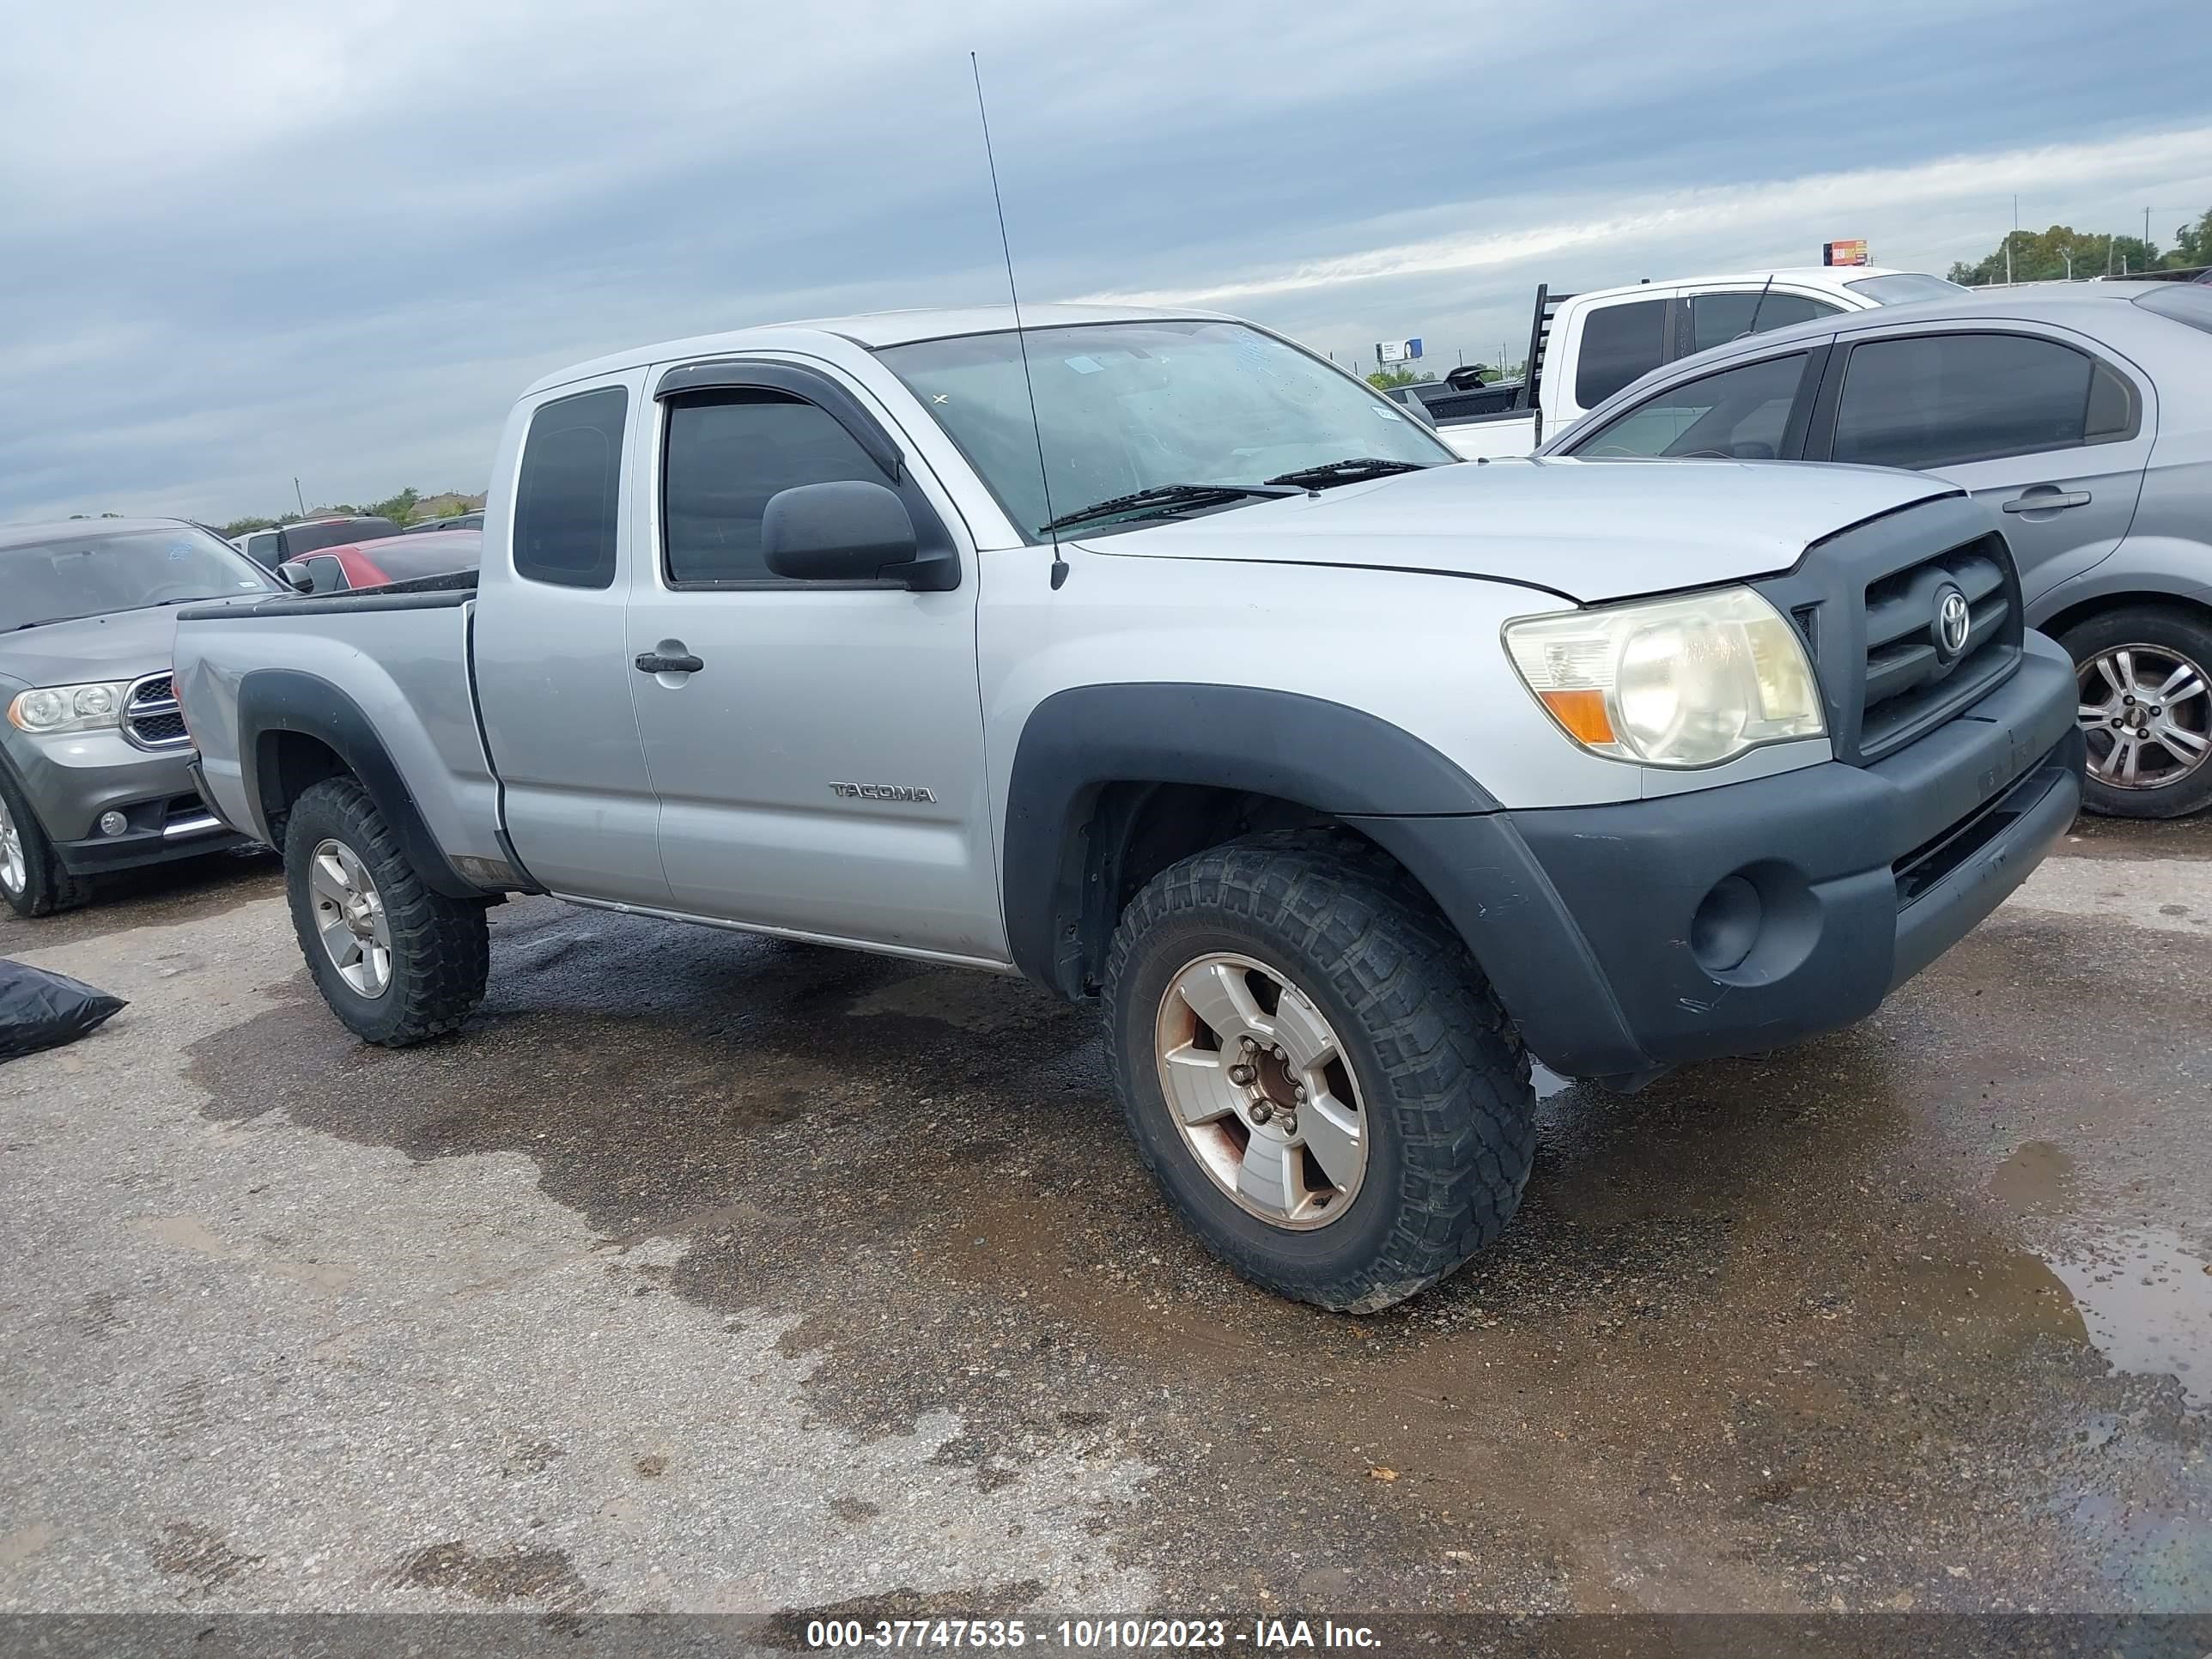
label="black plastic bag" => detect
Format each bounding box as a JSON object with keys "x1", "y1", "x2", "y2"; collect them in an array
[{"x1": 0, "y1": 958, "x2": 127, "y2": 1061}]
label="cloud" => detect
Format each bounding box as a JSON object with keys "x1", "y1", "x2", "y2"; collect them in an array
[
  {"x1": 1, "y1": 0, "x2": 2206, "y2": 524},
  {"x1": 1079, "y1": 125, "x2": 2212, "y2": 308}
]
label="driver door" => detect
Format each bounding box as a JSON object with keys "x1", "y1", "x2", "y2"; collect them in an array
[{"x1": 623, "y1": 359, "x2": 1006, "y2": 963}]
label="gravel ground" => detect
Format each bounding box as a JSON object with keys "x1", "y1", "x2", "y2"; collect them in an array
[{"x1": 1, "y1": 821, "x2": 2206, "y2": 1621}]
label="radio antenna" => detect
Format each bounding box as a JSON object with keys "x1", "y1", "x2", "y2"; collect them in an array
[{"x1": 970, "y1": 52, "x2": 1067, "y2": 590}]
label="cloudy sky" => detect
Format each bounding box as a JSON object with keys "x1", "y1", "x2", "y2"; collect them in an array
[{"x1": 3, "y1": 0, "x2": 2208, "y2": 526}]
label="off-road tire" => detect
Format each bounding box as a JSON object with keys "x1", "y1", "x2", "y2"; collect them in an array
[
  {"x1": 1103, "y1": 830, "x2": 1535, "y2": 1312},
  {"x1": 2060, "y1": 605, "x2": 2212, "y2": 820},
  {"x1": 283, "y1": 777, "x2": 489, "y2": 1046},
  {"x1": 0, "y1": 767, "x2": 93, "y2": 920}
]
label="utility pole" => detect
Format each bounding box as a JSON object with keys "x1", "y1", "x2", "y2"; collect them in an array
[{"x1": 293, "y1": 477, "x2": 307, "y2": 518}]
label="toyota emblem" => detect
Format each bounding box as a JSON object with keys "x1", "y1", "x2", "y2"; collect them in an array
[{"x1": 1935, "y1": 586, "x2": 1972, "y2": 659}]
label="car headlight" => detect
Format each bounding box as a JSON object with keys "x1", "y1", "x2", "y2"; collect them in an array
[
  {"x1": 7, "y1": 680, "x2": 131, "y2": 736},
  {"x1": 1503, "y1": 586, "x2": 1824, "y2": 767}
]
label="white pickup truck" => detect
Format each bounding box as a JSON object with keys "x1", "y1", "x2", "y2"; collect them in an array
[
  {"x1": 173, "y1": 303, "x2": 2081, "y2": 1312},
  {"x1": 1423, "y1": 268, "x2": 1967, "y2": 459}
]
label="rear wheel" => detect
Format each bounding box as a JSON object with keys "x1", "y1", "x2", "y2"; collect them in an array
[
  {"x1": 283, "y1": 777, "x2": 489, "y2": 1045},
  {"x1": 1103, "y1": 831, "x2": 1536, "y2": 1312},
  {"x1": 2063, "y1": 606, "x2": 2212, "y2": 819},
  {"x1": 0, "y1": 770, "x2": 92, "y2": 920}
]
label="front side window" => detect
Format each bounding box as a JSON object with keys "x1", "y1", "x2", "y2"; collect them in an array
[
  {"x1": 1830, "y1": 332, "x2": 2132, "y2": 471},
  {"x1": 514, "y1": 386, "x2": 628, "y2": 589},
  {"x1": 1687, "y1": 291, "x2": 1839, "y2": 354},
  {"x1": 301, "y1": 556, "x2": 347, "y2": 593},
  {"x1": 1570, "y1": 352, "x2": 1811, "y2": 460},
  {"x1": 661, "y1": 392, "x2": 888, "y2": 583},
  {"x1": 877, "y1": 319, "x2": 1449, "y2": 541},
  {"x1": 1, "y1": 526, "x2": 277, "y2": 632},
  {"x1": 1573, "y1": 298, "x2": 1669, "y2": 410}
]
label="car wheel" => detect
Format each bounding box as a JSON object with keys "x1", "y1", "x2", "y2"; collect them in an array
[
  {"x1": 2063, "y1": 605, "x2": 2212, "y2": 819},
  {"x1": 1103, "y1": 830, "x2": 1536, "y2": 1313},
  {"x1": 0, "y1": 769, "x2": 93, "y2": 920},
  {"x1": 283, "y1": 776, "x2": 489, "y2": 1045}
]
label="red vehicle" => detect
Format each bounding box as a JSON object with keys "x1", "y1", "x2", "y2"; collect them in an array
[{"x1": 278, "y1": 530, "x2": 482, "y2": 595}]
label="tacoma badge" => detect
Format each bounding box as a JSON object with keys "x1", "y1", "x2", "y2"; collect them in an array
[{"x1": 830, "y1": 782, "x2": 938, "y2": 803}]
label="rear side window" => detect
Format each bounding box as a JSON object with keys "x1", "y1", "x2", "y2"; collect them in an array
[
  {"x1": 661, "y1": 391, "x2": 886, "y2": 585},
  {"x1": 1830, "y1": 332, "x2": 2135, "y2": 471},
  {"x1": 283, "y1": 520, "x2": 398, "y2": 556},
  {"x1": 1687, "y1": 291, "x2": 1839, "y2": 354},
  {"x1": 367, "y1": 534, "x2": 483, "y2": 583},
  {"x1": 1574, "y1": 299, "x2": 1668, "y2": 410},
  {"x1": 514, "y1": 386, "x2": 628, "y2": 589},
  {"x1": 1571, "y1": 352, "x2": 1810, "y2": 459},
  {"x1": 244, "y1": 532, "x2": 281, "y2": 565}
]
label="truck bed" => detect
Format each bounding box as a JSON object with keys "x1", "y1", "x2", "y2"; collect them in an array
[{"x1": 172, "y1": 580, "x2": 511, "y2": 873}]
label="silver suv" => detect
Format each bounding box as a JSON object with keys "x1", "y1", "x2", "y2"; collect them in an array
[{"x1": 1, "y1": 519, "x2": 275, "y2": 917}]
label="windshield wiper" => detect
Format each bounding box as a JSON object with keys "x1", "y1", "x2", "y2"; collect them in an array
[
  {"x1": 1263, "y1": 458, "x2": 1433, "y2": 489},
  {"x1": 5, "y1": 617, "x2": 79, "y2": 633},
  {"x1": 1040, "y1": 482, "x2": 1302, "y2": 535}
]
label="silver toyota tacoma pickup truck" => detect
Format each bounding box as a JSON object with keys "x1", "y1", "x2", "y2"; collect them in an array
[{"x1": 173, "y1": 304, "x2": 2084, "y2": 1311}]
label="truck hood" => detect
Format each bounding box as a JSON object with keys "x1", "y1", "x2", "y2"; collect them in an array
[
  {"x1": 1082, "y1": 458, "x2": 1958, "y2": 604},
  {"x1": 0, "y1": 598, "x2": 263, "y2": 690}
]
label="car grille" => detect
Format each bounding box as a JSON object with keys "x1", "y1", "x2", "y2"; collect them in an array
[
  {"x1": 1856, "y1": 538, "x2": 2019, "y2": 760},
  {"x1": 124, "y1": 672, "x2": 190, "y2": 751},
  {"x1": 1753, "y1": 521, "x2": 2024, "y2": 768}
]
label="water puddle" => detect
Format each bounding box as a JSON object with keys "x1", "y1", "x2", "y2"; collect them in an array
[
  {"x1": 1987, "y1": 1139, "x2": 2078, "y2": 1214},
  {"x1": 2039, "y1": 1225, "x2": 2212, "y2": 1409}
]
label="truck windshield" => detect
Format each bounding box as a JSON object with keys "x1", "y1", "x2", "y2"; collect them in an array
[
  {"x1": 876, "y1": 320, "x2": 1454, "y2": 540},
  {"x1": 1843, "y1": 273, "x2": 1972, "y2": 305},
  {"x1": 3, "y1": 526, "x2": 277, "y2": 632}
]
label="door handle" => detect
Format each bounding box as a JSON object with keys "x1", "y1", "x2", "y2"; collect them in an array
[
  {"x1": 634, "y1": 650, "x2": 704, "y2": 675},
  {"x1": 2002, "y1": 489, "x2": 2090, "y2": 513}
]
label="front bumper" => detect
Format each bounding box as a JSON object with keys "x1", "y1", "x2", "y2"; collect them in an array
[
  {"x1": 3, "y1": 727, "x2": 245, "y2": 875},
  {"x1": 1356, "y1": 633, "x2": 2082, "y2": 1080}
]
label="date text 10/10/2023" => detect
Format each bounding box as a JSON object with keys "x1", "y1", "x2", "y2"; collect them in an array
[{"x1": 803, "y1": 1620, "x2": 1382, "y2": 1651}]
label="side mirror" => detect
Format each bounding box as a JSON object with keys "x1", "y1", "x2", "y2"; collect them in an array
[
  {"x1": 761, "y1": 480, "x2": 956, "y2": 591},
  {"x1": 279, "y1": 563, "x2": 314, "y2": 593}
]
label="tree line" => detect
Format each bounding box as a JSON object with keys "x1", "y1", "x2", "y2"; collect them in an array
[{"x1": 1948, "y1": 206, "x2": 2211, "y2": 286}]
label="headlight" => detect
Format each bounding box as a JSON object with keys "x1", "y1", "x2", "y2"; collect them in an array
[
  {"x1": 7, "y1": 680, "x2": 131, "y2": 736},
  {"x1": 1504, "y1": 586, "x2": 1824, "y2": 767}
]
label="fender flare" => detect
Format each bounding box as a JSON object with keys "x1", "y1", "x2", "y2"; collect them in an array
[
  {"x1": 1000, "y1": 683, "x2": 1502, "y2": 996},
  {"x1": 235, "y1": 668, "x2": 484, "y2": 900}
]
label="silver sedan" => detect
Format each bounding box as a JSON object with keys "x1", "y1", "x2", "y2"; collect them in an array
[{"x1": 1541, "y1": 281, "x2": 2212, "y2": 818}]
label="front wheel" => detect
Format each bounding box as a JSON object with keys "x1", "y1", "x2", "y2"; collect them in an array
[
  {"x1": 1102, "y1": 831, "x2": 1536, "y2": 1313},
  {"x1": 2063, "y1": 605, "x2": 2212, "y2": 819},
  {"x1": 283, "y1": 777, "x2": 489, "y2": 1046},
  {"x1": 0, "y1": 769, "x2": 91, "y2": 920}
]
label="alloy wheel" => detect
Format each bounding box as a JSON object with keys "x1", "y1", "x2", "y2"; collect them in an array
[
  {"x1": 1153, "y1": 952, "x2": 1368, "y2": 1229},
  {"x1": 2076, "y1": 644, "x2": 2211, "y2": 791},
  {"x1": 0, "y1": 796, "x2": 24, "y2": 896},
  {"x1": 308, "y1": 837, "x2": 392, "y2": 998}
]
